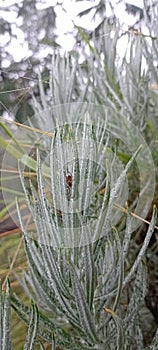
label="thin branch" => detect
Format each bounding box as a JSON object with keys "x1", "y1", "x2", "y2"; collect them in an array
[
  {"x1": 2, "y1": 236, "x2": 23, "y2": 290},
  {"x1": 114, "y1": 203, "x2": 158, "y2": 230},
  {"x1": 0, "y1": 117, "x2": 54, "y2": 137}
]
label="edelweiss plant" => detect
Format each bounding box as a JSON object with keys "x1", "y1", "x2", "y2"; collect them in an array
[
  {"x1": 1, "y1": 9, "x2": 158, "y2": 349},
  {"x1": 12, "y1": 106, "x2": 156, "y2": 349}
]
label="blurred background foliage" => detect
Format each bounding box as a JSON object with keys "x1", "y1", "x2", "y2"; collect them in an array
[{"x1": 0, "y1": 0, "x2": 147, "y2": 121}]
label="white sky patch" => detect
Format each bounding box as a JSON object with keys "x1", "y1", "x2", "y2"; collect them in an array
[
  {"x1": 54, "y1": 3, "x2": 77, "y2": 50},
  {"x1": 34, "y1": 45, "x2": 55, "y2": 59},
  {"x1": 11, "y1": 24, "x2": 25, "y2": 42},
  {"x1": 74, "y1": 8, "x2": 101, "y2": 30},
  {"x1": 2, "y1": 59, "x2": 12, "y2": 68},
  {"x1": 0, "y1": 32, "x2": 10, "y2": 46},
  {"x1": 126, "y1": 0, "x2": 143, "y2": 7},
  {"x1": 6, "y1": 39, "x2": 32, "y2": 62},
  {"x1": 0, "y1": 9, "x2": 17, "y2": 23},
  {"x1": 37, "y1": 29, "x2": 46, "y2": 41},
  {"x1": 111, "y1": 0, "x2": 143, "y2": 8},
  {"x1": 0, "y1": 0, "x2": 22, "y2": 7},
  {"x1": 56, "y1": 34, "x2": 76, "y2": 51},
  {"x1": 55, "y1": 4, "x2": 74, "y2": 34},
  {"x1": 36, "y1": 0, "x2": 57, "y2": 10},
  {"x1": 114, "y1": 1, "x2": 144, "y2": 27},
  {"x1": 16, "y1": 16, "x2": 23, "y2": 26},
  {"x1": 62, "y1": 0, "x2": 102, "y2": 31},
  {"x1": 62, "y1": 0, "x2": 101, "y2": 19}
]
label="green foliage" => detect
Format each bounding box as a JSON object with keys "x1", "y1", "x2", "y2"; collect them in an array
[
  {"x1": 15, "y1": 136, "x2": 157, "y2": 349},
  {"x1": 1, "y1": 208, "x2": 157, "y2": 349},
  {"x1": 0, "y1": 280, "x2": 12, "y2": 349},
  {"x1": 0, "y1": 280, "x2": 41, "y2": 350},
  {"x1": 1, "y1": 4, "x2": 158, "y2": 349}
]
